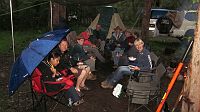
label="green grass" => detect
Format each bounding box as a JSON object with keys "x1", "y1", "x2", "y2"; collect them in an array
[
  {"x1": 0, "y1": 26, "x2": 88, "y2": 55},
  {"x1": 148, "y1": 36, "x2": 181, "y2": 55},
  {"x1": 0, "y1": 30, "x2": 44, "y2": 55}
]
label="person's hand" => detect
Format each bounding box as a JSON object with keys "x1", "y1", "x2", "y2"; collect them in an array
[
  {"x1": 129, "y1": 66, "x2": 140, "y2": 71},
  {"x1": 91, "y1": 44, "x2": 96, "y2": 48},
  {"x1": 117, "y1": 44, "x2": 121, "y2": 47},
  {"x1": 50, "y1": 67, "x2": 57, "y2": 77},
  {"x1": 90, "y1": 56, "x2": 96, "y2": 61},
  {"x1": 70, "y1": 67, "x2": 78, "y2": 74},
  {"x1": 77, "y1": 62, "x2": 84, "y2": 66}
]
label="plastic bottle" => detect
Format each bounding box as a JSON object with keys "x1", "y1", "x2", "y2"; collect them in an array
[{"x1": 68, "y1": 98, "x2": 72, "y2": 106}]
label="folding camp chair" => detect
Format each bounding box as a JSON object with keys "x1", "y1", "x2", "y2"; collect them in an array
[
  {"x1": 127, "y1": 63, "x2": 166, "y2": 112},
  {"x1": 150, "y1": 52, "x2": 159, "y2": 72},
  {"x1": 31, "y1": 68, "x2": 74, "y2": 112},
  {"x1": 66, "y1": 31, "x2": 77, "y2": 47}
]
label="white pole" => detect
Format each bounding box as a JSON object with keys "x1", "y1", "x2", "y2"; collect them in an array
[
  {"x1": 50, "y1": 0, "x2": 53, "y2": 31},
  {"x1": 10, "y1": 0, "x2": 15, "y2": 62}
]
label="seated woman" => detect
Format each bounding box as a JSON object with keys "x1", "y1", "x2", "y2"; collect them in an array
[
  {"x1": 36, "y1": 51, "x2": 84, "y2": 106},
  {"x1": 101, "y1": 38, "x2": 152, "y2": 89}
]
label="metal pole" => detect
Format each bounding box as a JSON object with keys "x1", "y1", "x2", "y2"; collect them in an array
[
  {"x1": 50, "y1": 0, "x2": 53, "y2": 31},
  {"x1": 10, "y1": 0, "x2": 15, "y2": 62},
  {"x1": 156, "y1": 40, "x2": 194, "y2": 112}
]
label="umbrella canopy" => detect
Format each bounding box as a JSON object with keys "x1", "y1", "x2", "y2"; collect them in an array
[{"x1": 8, "y1": 29, "x2": 70, "y2": 96}]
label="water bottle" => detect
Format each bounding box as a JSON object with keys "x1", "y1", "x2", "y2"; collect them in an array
[{"x1": 68, "y1": 98, "x2": 72, "y2": 106}]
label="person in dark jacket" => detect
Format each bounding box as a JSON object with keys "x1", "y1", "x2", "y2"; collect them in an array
[
  {"x1": 108, "y1": 26, "x2": 126, "y2": 68},
  {"x1": 92, "y1": 24, "x2": 106, "y2": 53},
  {"x1": 118, "y1": 29, "x2": 137, "y2": 66},
  {"x1": 101, "y1": 38, "x2": 152, "y2": 89},
  {"x1": 81, "y1": 30, "x2": 105, "y2": 63},
  {"x1": 72, "y1": 36, "x2": 96, "y2": 72},
  {"x1": 36, "y1": 51, "x2": 84, "y2": 106},
  {"x1": 54, "y1": 39, "x2": 91, "y2": 95}
]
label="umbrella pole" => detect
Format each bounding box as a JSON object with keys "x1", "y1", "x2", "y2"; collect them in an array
[
  {"x1": 156, "y1": 39, "x2": 194, "y2": 112},
  {"x1": 9, "y1": 0, "x2": 15, "y2": 62}
]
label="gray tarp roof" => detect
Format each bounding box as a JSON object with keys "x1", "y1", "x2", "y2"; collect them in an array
[{"x1": 53, "y1": 0, "x2": 125, "y2": 6}]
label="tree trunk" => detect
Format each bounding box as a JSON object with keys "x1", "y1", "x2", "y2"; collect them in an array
[
  {"x1": 182, "y1": 4, "x2": 200, "y2": 112},
  {"x1": 141, "y1": 0, "x2": 153, "y2": 42},
  {"x1": 52, "y1": 2, "x2": 66, "y2": 27}
]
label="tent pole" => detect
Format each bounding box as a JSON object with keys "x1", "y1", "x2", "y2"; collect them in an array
[
  {"x1": 10, "y1": 0, "x2": 15, "y2": 62},
  {"x1": 50, "y1": 0, "x2": 53, "y2": 31}
]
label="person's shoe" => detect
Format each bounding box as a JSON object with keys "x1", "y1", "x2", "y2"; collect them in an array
[
  {"x1": 80, "y1": 86, "x2": 91, "y2": 91},
  {"x1": 73, "y1": 99, "x2": 84, "y2": 106},
  {"x1": 101, "y1": 80, "x2": 108, "y2": 86},
  {"x1": 101, "y1": 83, "x2": 113, "y2": 89},
  {"x1": 76, "y1": 89, "x2": 84, "y2": 97}
]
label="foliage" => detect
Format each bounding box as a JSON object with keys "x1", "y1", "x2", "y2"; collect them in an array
[
  {"x1": 0, "y1": 25, "x2": 87, "y2": 55},
  {"x1": 113, "y1": 0, "x2": 144, "y2": 27},
  {"x1": 0, "y1": 0, "x2": 49, "y2": 30},
  {"x1": 192, "y1": 0, "x2": 200, "y2": 3},
  {"x1": 0, "y1": 30, "x2": 45, "y2": 54}
]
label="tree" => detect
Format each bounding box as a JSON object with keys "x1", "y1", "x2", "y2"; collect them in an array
[
  {"x1": 141, "y1": 0, "x2": 153, "y2": 41},
  {"x1": 181, "y1": 2, "x2": 200, "y2": 112}
]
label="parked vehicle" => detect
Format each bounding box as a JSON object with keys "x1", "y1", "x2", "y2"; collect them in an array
[
  {"x1": 149, "y1": 8, "x2": 176, "y2": 37},
  {"x1": 170, "y1": 10, "x2": 197, "y2": 37}
]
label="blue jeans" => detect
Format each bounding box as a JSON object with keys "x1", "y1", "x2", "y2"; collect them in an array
[
  {"x1": 106, "y1": 66, "x2": 133, "y2": 85},
  {"x1": 112, "y1": 48, "x2": 124, "y2": 66}
]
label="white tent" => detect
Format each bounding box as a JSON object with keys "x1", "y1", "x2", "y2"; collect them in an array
[{"x1": 88, "y1": 12, "x2": 126, "y2": 39}]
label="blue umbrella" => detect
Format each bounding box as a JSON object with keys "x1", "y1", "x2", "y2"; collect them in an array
[{"x1": 9, "y1": 29, "x2": 70, "y2": 95}]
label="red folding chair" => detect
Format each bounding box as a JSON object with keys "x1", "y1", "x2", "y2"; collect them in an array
[{"x1": 31, "y1": 68, "x2": 74, "y2": 112}]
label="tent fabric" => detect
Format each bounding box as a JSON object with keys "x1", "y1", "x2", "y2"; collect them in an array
[
  {"x1": 88, "y1": 7, "x2": 126, "y2": 39},
  {"x1": 89, "y1": 14, "x2": 100, "y2": 30},
  {"x1": 107, "y1": 13, "x2": 126, "y2": 39}
]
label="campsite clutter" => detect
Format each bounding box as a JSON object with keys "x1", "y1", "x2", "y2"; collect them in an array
[{"x1": 6, "y1": 5, "x2": 194, "y2": 112}]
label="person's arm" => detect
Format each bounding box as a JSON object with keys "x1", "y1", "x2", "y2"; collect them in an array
[
  {"x1": 138, "y1": 51, "x2": 152, "y2": 72},
  {"x1": 73, "y1": 44, "x2": 90, "y2": 61}
]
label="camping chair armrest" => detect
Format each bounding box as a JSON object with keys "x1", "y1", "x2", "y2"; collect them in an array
[
  {"x1": 138, "y1": 72, "x2": 155, "y2": 83},
  {"x1": 139, "y1": 72, "x2": 155, "y2": 77}
]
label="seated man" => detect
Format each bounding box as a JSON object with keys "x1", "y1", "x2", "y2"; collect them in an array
[
  {"x1": 101, "y1": 38, "x2": 152, "y2": 89},
  {"x1": 118, "y1": 29, "x2": 138, "y2": 66},
  {"x1": 91, "y1": 24, "x2": 106, "y2": 53},
  {"x1": 72, "y1": 36, "x2": 96, "y2": 73},
  {"x1": 35, "y1": 51, "x2": 84, "y2": 106},
  {"x1": 54, "y1": 39, "x2": 91, "y2": 96},
  {"x1": 81, "y1": 30, "x2": 106, "y2": 63}
]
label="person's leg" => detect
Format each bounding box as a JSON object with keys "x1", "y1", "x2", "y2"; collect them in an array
[
  {"x1": 84, "y1": 46, "x2": 105, "y2": 63},
  {"x1": 75, "y1": 70, "x2": 86, "y2": 91},
  {"x1": 84, "y1": 59, "x2": 96, "y2": 72},
  {"x1": 107, "y1": 66, "x2": 131, "y2": 85},
  {"x1": 64, "y1": 86, "x2": 80, "y2": 103},
  {"x1": 100, "y1": 40, "x2": 105, "y2": 53},
  {"x1": 101, "y1": 66, "x2": 131, "y2": 89},
  {"x1": 79, "y1": 69, "x2": 89, "y2": 87},
  {"x1": 112, "y1": 50, "x2": 118, "y2": 66}
]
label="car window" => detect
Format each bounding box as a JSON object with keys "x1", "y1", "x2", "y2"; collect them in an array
[
  {"x1": 185, "y1": 12, "x2": 197, "y2": 21},
  {"x1": 151, "y1": 10, "x2": 168, "y2": 19}
]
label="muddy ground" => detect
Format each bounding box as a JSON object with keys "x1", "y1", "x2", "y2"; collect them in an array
[{"x1": 0, "y1": 53, "x2": 183, "y2": 112}]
